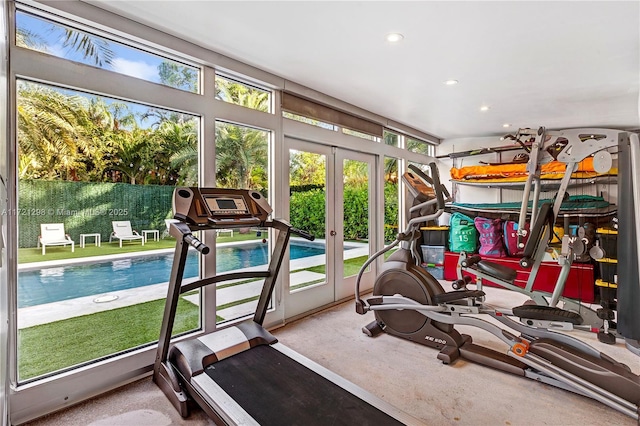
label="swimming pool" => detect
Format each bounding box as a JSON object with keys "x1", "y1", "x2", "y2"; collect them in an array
[{"x1": 18, "y1": 241, "x2": 325, "y2": 308}]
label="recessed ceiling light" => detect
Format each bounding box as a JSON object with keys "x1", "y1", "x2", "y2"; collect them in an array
[
  {"x1": 502, "y1": 123, "x2": 511, "y2": 128},
  {"x1": 444, "y1": 79, "x2": 458, "y2": 86},
  {"x1": 480, "y1": 105, "x2": 490, "y2": 112},
  {"x1": 386, "y1": 33, "x2": 404, "y2": 43}
]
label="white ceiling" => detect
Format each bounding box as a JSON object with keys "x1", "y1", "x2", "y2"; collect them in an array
[{"x1": 87, "y1": 1, "x2": 639, "y2": 140}]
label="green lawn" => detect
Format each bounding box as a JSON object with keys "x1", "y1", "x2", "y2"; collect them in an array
[
  {"x1": 17, "y1": 232, "x2": 369, "y2": 380},
  {"x1": 302, "y1": 250, "x2": 395, "y2": 278},
  {"x1": 18, "y1": 297, "x2": 200, "y2": 380}
]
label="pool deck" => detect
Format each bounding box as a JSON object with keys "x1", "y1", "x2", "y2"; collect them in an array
[{"x1": 18, "y1": 241, "x2": 370, "y2": 328}]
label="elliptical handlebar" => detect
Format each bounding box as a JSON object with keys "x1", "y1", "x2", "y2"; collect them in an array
[
  {"x1": 408, "y1": 163, "x2": 449, "y2": 210},
  {"x1": 405, "y1": 163, "x2": 450, "y2": 230}
]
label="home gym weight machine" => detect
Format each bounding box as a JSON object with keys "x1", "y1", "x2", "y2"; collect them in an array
[
  {"x1": 354, "y1": 161, "x2": 640, "y2": 420},
  {"x1": 453, "y1": 128, "x2": 640, "y2": 350},
  {"x1": 154, "y1": 187, "x2": 420, "y2": 425}
]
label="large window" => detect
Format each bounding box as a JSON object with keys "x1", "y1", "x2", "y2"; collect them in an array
[
  {"x1": 9, "y1": 3, "x2": 435, "y2": 421},
  {"x1": 215, "y1": 75, "x2": 271, "y2": 112},
  {"x1": 215, "y1": 120, "x2": 269, "y2": 323},
  {"x1": 342, "y1": 127, "x2": 380, "y2": 141},
  {"x1": 16, "y1": 11, "x2": 200, "y2": 92},
  {"x1": 16, "y1": 80, "x2": 200, "y2": 381},
  {"x1": 384, "y1": 130, "x2": 399, "y2": 147},
  {"x1": 407, "y1": 137, "x2": 435, "y2": 156},
  {"x1": 283, "y1": 111, "x2": 337, "y2": 131}
]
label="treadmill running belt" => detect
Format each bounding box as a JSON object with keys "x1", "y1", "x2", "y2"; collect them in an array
[{"x1": 204, "y1": 345, "x2": 403, "y2": 425}]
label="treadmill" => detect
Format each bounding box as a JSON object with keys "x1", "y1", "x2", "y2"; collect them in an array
[{"x1": 153, "y1": 187, "x2": 419, "y2": 425}]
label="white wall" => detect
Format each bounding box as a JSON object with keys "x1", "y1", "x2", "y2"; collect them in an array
[{"x1": 436, "y1": 135, "x2": 510, "y2": 205}]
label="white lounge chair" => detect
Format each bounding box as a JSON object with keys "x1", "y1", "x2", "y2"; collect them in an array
[
  {"x1": 216, "y1": 228, "x2": 234, "y2": 237},
  {"x1": 38, "y1": 223, "x2": 75, "y2": 255},
  {"x1": 110, "y1": 221, "x2": 144, "y2": 247}
]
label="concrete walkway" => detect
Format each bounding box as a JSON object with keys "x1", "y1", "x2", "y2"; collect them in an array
[
  {"x1": 18, "y1": 240, "x2": 368, "y2": 328},
  {"x1": 18, "y1": 270, "x2": 325, "y2": 328},
  {"x1": 187, "y1": 270, "x2": 326, "y2": 321}
]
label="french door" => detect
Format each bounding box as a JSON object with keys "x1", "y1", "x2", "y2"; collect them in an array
[{"x1": 284, "y1": 137, "x2": 376, "y2": 319}]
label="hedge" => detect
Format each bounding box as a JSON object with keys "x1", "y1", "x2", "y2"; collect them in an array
[
  {"x1": 18, "y1": 180, "x2": 175, "y2": 248},
  {"x1": 18, "y1": 180, "x2": 400, "y2": 248},
  {"x1": 289, "y1": 182, "x2": 399, "y2": 241}
]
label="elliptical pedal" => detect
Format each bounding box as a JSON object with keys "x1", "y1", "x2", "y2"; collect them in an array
[
  {"x1": 597, "y1": 331, "x2": 617, "y2": 345},
  {"x1": 512, "y1": 304, "x2": 583, "y2": 325}
]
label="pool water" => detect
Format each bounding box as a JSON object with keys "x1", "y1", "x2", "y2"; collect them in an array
[{"x1": 18, "y1": 242, "x2": 324, "y2": 308}]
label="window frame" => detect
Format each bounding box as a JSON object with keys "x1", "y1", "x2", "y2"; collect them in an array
[
  {"x1": 215, "y1": 73, "x2": 273, "y2": 113},
  {"x1": 7, "y1": 3, "x2": 283, "y2": 424},
  {"x1": 6, "y1": 2, "x2": 435, "y2": 424},
  {"x1": 15, "y1": 6, "x2": 203, "y2": 94}
]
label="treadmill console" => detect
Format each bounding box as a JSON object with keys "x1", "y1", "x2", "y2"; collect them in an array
[
  {"x1": 173, "y1": 187, "x2": 272, "y2": 228},
  {"x1": 204, "y1": 195, "x2": 250, "y2": 216}
]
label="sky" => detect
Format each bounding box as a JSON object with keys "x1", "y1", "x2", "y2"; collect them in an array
[
  {"x1": 16, "y1": 11, "x2": 199, "y2": 127},
  {"x1": 17, "y1": 11, "x2": 166, "y2": 83}
]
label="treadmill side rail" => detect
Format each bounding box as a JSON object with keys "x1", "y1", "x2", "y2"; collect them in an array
[{"x1": 192, "y1": 374, "x2": 260, "y2": 426}]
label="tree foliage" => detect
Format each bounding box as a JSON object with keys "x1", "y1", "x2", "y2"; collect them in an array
[
  {"x1": 17, "y1": 81, "x2": 198, "y2": 185},
  {"x1": 158, "y1": 62, "x2": 198, "y2": 93},
  {"x1": 62, "y1": 29, "x2": 114, "y2": 67},
  {"x1": 289, "y1": 150, "x2": 325, "y2": 186},
  {"x1": 214, "y1": 79, "x2": 270, "y2": 191}
]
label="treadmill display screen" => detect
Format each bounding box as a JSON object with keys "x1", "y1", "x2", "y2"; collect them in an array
[
  {"x1": 216, "y1": 199, "x2": 237, "y2": 210},
  {"x1": 204, "y1": 196, "x2": 249, "y2": 215}
]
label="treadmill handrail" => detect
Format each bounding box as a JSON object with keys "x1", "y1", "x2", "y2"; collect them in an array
[{"x1": 155, "y1": 216, "x2": 295, "y2": 377}]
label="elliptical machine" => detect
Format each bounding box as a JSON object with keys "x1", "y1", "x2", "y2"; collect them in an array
[{"x1": 355, "y1": 163, "x2": 640, "y2": 420}]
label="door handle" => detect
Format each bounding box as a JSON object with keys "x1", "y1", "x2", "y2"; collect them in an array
[{"x1": 330, "y1": 230, "x2": 336, "y2": 236}]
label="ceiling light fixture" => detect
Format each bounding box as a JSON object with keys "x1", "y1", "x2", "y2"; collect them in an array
[
  {"x1": 502, "y1": 123, "x2": 511, "y2": 128},
  {"x1": 480, "y1": 105, "x2": 490, "y2": 112},
  {"x1": 444, "y1": 79, "x2": 458, "y2": 86},
  {"x1": 386, "y1": 33, "x2": 404, "y2": 43}
]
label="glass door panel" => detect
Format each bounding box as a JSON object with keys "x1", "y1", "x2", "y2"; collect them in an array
[
  {"x1": 289, "y1": 148, "x2": 328, "y2": 291},
  {"x1": 284, "y1": 138, "x2": 376, "y2": 317},
  {"x1": 341, "y1": 157, "x2": 370, "y2": 281},
  {"x1": 285, "y1": 140, "x2": 334, "y2": 318},
  {"x1": 335, "y1": 150, "x2": 375, "y2": 301}
]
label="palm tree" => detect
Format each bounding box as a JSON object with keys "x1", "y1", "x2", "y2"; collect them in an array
[
  {"x1": 215, "y1": 122, "x2": 268, "y2": 189},
  {"x1": 215, "y1": 77, "x2": 270, "y2": 112},
  {"x1": 61, "y1": 29, "x2": 114, "y2": 67},
  {"x1": 17, "y1": 21, "x2": 116, "y2": 181},
  {"x1": 289, "y1": 150, "x2": 326, "y2": 186},
  {"x1": 158, "y1": 62, "x2": 198, "y2": 93},
  {"x1": 170, "y1": 145, "x2": 198, "y2": 186},
  {"x1": 156, "y1": 119, "x2": 199, "y2": 185},
  {"x1": 16, "y1": 17, "x2": 114, "y2": 67},
  {"x1": 343, "y1": 159, "x2": 369, "y2": 186},
  {"x1": 214, "y1": 80, "x2": 270, "y2": 190},
  {"x1": 107, "y1": 127, "x2": 154, "y2": 185},
  {"x1": 17, "y1": 82, "x2": 93, "y2": 180}
]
